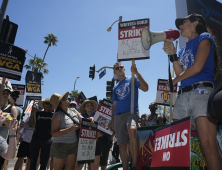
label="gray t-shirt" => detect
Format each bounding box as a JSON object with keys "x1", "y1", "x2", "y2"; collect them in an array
[
  {"x1": 52, "y1": 108, "x2": 79, "y2": 144},
  {"x1": 0, "y1": 136, "x2": 8, "y2": 157}
]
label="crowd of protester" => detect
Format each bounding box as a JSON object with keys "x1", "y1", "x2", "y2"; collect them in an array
[{"x1": 1, "y1": 13, "x2": 222, "y2": 170}]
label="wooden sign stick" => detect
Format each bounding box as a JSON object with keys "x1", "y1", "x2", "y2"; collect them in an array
[
  {"x1": 130, "y1": 60, "x2": 135, "y2": 114},
  {"x1": 0, "y1": 78, "x2": 6, "y2": 102},
  {"x1": 169, "y1": 67, "x2": 174, "y2": 123}
]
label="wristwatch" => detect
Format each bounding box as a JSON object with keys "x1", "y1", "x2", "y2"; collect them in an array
[{"x1": 8, "y1": 134, "x2": 16, "y2": 138}]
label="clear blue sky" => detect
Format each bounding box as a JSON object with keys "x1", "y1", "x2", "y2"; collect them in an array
[{"x1": 4, "y1": 0, "x2": 222, "y2": 116}]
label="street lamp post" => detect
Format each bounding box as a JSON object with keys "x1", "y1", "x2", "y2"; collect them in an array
[
  {"x1": 74, "y1": 76, "x2": 80, "y2": 92},
  {"x1": 107, "y1": 16, "x2": 122, "y2": 32}
]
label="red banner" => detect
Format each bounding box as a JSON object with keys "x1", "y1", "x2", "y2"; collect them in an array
[{"x1": 151, "y1": 117, "x2": 190, "y2": 169}]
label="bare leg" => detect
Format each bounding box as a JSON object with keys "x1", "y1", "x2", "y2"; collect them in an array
[
  {"x1": 101, "y1": 166, "x2": 106, "y2": 170},
  {"x1": 119, "y1": 142, "x2": 129, "y2": 170},
  {"x1": 14, "y1": 158, "x2": 24, "y2": 170},
  {"x1": 53, "y1": 157, "x2": 65, "y2": 170},
  {"x1": 74, "y1": 163, "x2": 83, "y2": 170},
  {"x1": 127, "y1": 126, "x2": 139, "y2": 168},
  {"x1": 50, "y1": 158, "x2": 53, "y2": 170},
  {"x1": 25, "y1": 158, "x2": 31, "y2": 170},
  {"x1": 47, "y1": 158, "x2": 50, "y2": 169},
  {"x1": 65, "y1": 154, "x2": 76, "y2": 170},
  {"x1": 196, "y1": 117, "x2": 222, "y2": 170},
  {"x1": 90, "y1": 156, "x2": 100, "y2": 170}
]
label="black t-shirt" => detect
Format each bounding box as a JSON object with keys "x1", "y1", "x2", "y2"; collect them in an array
[{"x1": 32, "y1": 111, "x2": 53, "y2": 140}]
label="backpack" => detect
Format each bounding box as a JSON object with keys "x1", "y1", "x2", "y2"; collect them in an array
[{"x1": 208, "y1": 83, "x2": 222, "y2": 121}]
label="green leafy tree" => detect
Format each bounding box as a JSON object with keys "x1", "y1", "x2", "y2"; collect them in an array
[
  {"x1": 69, "y1": 90, "x2": 81, "y2": 101},
  {"x1": 24, "y1": 57, "x2": 49, "y2": 79},
  {"x1": 43, "y1": 34, "x2": 58, "y2": 61}
]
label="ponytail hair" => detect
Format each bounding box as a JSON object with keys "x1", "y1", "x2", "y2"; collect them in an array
[{"x1": 190, "y1": 18, "x2": 221, "y2": 77}]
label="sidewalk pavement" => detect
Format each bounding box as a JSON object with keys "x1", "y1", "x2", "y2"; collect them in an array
[{"x1": 7, "y1": 151, "x2": 123, "y2": 170}]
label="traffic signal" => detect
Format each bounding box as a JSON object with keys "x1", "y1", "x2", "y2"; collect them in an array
[
  {"x1": 106, "y1": 79, "x2": 115, "y2": 98},
  {"x1": 0, "y1": 15, "x2": 18, "y2": 44},
  {"x1": 89, "y1": 64, "x2": 95, "y2": 80}
]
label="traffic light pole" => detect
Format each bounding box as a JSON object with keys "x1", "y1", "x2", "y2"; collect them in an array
[
  {"x1": 96, "y1": 66, "x2": 113, "y2": 73},
  {"x1": 0, "y1": 0, "x2": 9, "y2": 102},
  {"x1": 0, "y1": 0, "x2": 9, "y2": 31}
]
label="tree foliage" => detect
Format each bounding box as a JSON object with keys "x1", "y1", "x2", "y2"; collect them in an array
[
  {"x1": 42, "y1": 34, "x2": 58, "y2": 62},
  {"x1": 24, "y1": 57, "x2": 49, "y2": 79},
  {"x1": 69, "y1": 90, "x2": 81, "y2": 101}
]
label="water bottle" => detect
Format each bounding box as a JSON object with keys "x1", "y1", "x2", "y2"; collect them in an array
[{"x1": 195, "y1": 82, "x2": 208, "y2": 94}]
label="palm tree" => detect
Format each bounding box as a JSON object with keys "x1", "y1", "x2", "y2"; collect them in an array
[
  {"x1": 43, "y1": 33, "x2": 58, "y2": 62},
  {"x1": 24, "y1": 57, "x2": 49, "y2": 79},
  {"x1": 38, "y1": 33, "x2": 58, "y2": 72},
  {"x1": 69, "y1": 90, "x2": 81, "y2": 101}
]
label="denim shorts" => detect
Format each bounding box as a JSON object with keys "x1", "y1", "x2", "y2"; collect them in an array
[
  {"x1": 173, "y1": 86, "x2": 213, "y2": 128},
  {"x1": 114, "y1": 112, "x2": 139, "y2": 144}
]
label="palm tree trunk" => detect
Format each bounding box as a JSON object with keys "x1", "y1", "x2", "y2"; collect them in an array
[
  {"x1": 39, "y1": 44, "x2": 50, "y2": 72},
  {"x1": 43, "y1": 44, "x2": 50, "y2": 62}
]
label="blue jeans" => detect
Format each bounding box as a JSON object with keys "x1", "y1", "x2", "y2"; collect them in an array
[{"x1": 30, "y1": 138, "x2": 51, "y2": 170}]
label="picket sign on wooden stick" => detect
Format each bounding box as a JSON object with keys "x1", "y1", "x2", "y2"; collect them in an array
[
  {"x1": 33, "y1": 100, "x2": 36, "y2": 124},
  {"x1": 163, "y1": 105, "x2": 166, "y2": 119},
  {"x1": 0, "y1": 77, "x2": 6, "y2": 102},
  {"x1": 130, "y1": 60, "x2": 135, "y2": 114},
  {"x1": 169, "y1": 67, "x2": 174, "y2": 123},
  {"x1": 169, "y1": 40, "x2": 178, "y2": 123}
]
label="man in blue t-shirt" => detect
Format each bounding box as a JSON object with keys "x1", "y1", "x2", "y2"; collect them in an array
[{"x1": 110, "y1": 62, "x2": 148, "y2": 170}]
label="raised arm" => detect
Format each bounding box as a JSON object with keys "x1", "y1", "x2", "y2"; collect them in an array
[
  {"x1": 1, "y1": 119, "x2": 18, "y2": 160},
  {"x1": 163, "y1": 41, "x2": 184, "y2": 76},
  {"x1": 131, "y1": 64, "x2": 148, "y2": 92}
]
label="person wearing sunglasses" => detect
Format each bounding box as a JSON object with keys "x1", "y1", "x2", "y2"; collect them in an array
[
  {"x1": 141, "y1": 102, "x2": 163, "y2": 127},
  {"x1": 110, "y1": 62, "x2": 148, "y2": 170},
  {"x1": 69, "y1": 101, "x2": 77, "y2": 110},
  {"x1": 29, "y1": 98, "x2": 54, "y2": 170}
]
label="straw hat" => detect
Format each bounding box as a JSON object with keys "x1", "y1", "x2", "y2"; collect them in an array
[
  {"x1": 50, "y1": 92, "x2": 69, "y2": 109},
  {"x1": 79, "y1": 99, "x2": 98, "y2": 114},
  {"x1": 38, "y1": 98, "x2": 52, "y2": 109}
]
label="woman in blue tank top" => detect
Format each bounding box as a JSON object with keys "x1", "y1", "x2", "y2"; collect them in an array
[{"x1": 164, "y1": 13, "x2": 222, "y2": 169}]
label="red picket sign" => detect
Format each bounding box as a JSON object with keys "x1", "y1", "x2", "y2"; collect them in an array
[{"x1": 151, "y1": 117, "x2": 190, "y2": 170}]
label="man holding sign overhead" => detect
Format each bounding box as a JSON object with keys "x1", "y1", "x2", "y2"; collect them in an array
[{"x1": 110, "y1": 62, "x2": 148, "y2": 170}]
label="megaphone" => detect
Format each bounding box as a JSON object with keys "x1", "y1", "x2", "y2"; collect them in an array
[{"x1": 141, "y1": 27, "x2": 180, "y2": 54}]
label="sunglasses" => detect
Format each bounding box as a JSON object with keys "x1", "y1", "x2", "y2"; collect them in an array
[
  {"x1": 114, "y1": 66, "x2": 124, "y2": 70},
  {"x1": 70, "y1": 104, "x2": 76, "y2": 106}
]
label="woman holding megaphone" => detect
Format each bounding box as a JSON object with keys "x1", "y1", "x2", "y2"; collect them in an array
[{"x1": 163, "y1": 13, "x2": 222, "y2": 169}]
